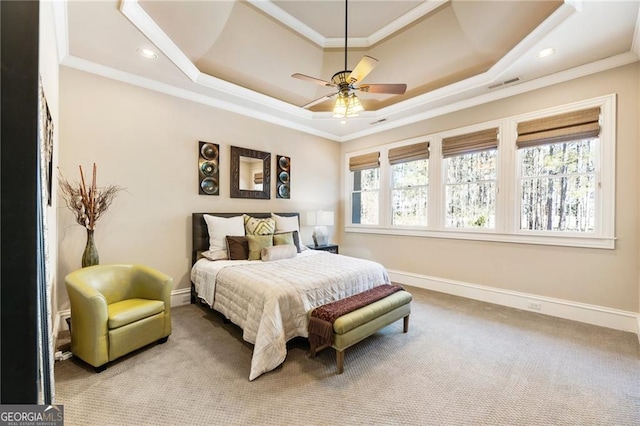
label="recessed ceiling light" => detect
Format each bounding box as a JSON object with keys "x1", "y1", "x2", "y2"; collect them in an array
[
  {"x1": 137, "y1": 48, "x2": 158, "y2": 60},
  {"x1": 536, "y1": 48, "x2": 555, "y2": 59}
]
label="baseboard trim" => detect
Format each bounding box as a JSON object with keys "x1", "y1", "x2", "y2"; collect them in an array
[
  {"x1": 55, "y1": 309, "x2": 71, "y2": 336},
  {"x1": 56, "y1": 282, "x2": 640, "y2": 342},
  {"x1": 388, "y1": 269, "x2": 639, "y2": 336},
  {"x1": 171, "y1": 288, "x2": 191, "y2": 307}
]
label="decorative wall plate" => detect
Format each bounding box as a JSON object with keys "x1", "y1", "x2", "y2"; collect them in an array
[
  {"x1": 201, "y1": 161, "x2": 218, "y2": 176},
  {"x1": 278, "y1": 156, "x2": 290, "y2": 171},
  {"x1": 200, "y1": 143, "x2": 219, "y2": 161},
  {"x1": 200, "y1": 177, "x2": 218, "y2": 195},
  {"x1": 278, "y1": 171, "x2": 289, "y2": 184},
  {"x1": 278, "y1": 184, "x2": 290, "y2": 198}
]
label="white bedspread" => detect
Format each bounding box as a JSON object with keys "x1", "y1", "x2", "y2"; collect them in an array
[{"x1": 190, "y1": 250, "x2": 390, "y2": 380}]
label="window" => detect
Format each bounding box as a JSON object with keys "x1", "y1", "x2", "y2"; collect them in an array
[
  {"x1": 350, "y1": 152, "x2": 380, "y2": 225},
  {"x1": 389, "y1": 142, "x2": 429, "y2": 226},
  {"x1": 516, "y1": 107, "x2": 600, "y2": 233},
  {"x1": 443, "y1": 128, "x2": 499, "y2": 229},
  {"x1": 519, "y1": 140, "x2": 597, "y2": 232},
  {"x1": 344, "y1": 95, "x2": 615, "y2": 249}
]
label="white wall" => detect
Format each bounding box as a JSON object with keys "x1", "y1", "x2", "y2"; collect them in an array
[
  {"x1": 57, "y1": 67, "x2": 340, "y2": 311},
  {"x1": 39, "y1": 0, "x2": 60, "y2": 338}
]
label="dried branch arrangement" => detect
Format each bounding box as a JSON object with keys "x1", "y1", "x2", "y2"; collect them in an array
[{"x1": 58, "y1": 163, "x2": 123, "y2": 230}]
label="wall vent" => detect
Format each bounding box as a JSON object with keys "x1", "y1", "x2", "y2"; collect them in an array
[{"x1": 488, "y1": 77, "x2": 520, "y2": 89}]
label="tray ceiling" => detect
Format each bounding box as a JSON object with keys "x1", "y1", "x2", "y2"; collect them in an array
[{"x1": 57, "y1": 0, "x2": 640, "y2": 141}]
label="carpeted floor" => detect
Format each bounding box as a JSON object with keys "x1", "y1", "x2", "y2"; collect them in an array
[{"x1": 54, "y1": 286, "x2": 640, "y2": 425}]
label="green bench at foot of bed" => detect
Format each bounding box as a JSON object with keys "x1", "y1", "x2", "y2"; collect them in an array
[{"x1": 309, "y1": 290, "x2": 413, "y2": 374}]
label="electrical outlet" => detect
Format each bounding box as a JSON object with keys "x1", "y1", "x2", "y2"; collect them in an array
[{"x1": 527, "y1": 301, "x2": 542, "y2": 310}]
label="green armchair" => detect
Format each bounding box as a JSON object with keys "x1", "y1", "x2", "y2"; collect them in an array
[{"x1": 65, "y1": 264, "x2": 173, "y2": 372}]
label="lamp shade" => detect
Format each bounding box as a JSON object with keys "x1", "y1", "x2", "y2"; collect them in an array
[
  {"x1": 307, "y1": 210, "x2": 334, "y2": 246},
  {"x1": 317, "y1": 210, "x2": 334, "y2": 226},
  {"x1": 306, "y1": 210, "x2": 334, "y2": 226}
]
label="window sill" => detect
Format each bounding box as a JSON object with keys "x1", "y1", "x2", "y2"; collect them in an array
[{"x1": 344, "y1": 226, "x2": 615, "y2": 249}]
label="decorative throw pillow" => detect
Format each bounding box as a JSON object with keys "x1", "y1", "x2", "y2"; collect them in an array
[
  {"x1": 200, "y1": 250, "x2": 219, "y2": 261},
  {"x1": 246, "y1": 234, "x2": 273, "y2": 260},
  {"x1": 244, "y1": 214, "x2": 276, "y2": 235},
  {"x1": 271, "y1": 213, "x2": 300, "y2": 233},
  {"x1": 273, "y1": 231, "x2": 301, "y2": 253},
  {"x1": 226, "y1": 236, "x2": 249, "y2": 260},
  {"x1": 203, "y1": 214, "x2": 245, "y2": 260},
  {"x1": 261, "y1": 244, "x2": 297, "y2": 262}
]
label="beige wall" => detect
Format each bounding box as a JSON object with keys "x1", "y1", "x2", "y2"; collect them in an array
[
  {"x1": 57, "y1": 68, "x2": 340, "y2": 311},
  {"x1": 340, "y1": 63, "x2": 640, "y2": 313},
  {"x1": 58, "y1": 63, "x2": 640, "y2": 316}
]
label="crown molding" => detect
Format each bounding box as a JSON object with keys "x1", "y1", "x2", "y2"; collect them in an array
[
  {"x1": 632, "y1": 1, "x2": 640, "y2": 56},
  {"x1": 120, "y1": 0, "x2": 199, "y2": 81},
  {"x1": 248, "y1": 0, "x2": 448, "y2": 49},
  {"x1": 60, "y1": 55, "x2": 341, "y2": 141},
  {"x1": 55, "y1": 0, "x2": 640, "y2": 143},
  {"x1": 52, "y1": 0, "x2": 69, "y2": 63},
  {"x1": 341, "y1": 51, "x2": 639, "y2": 142}
]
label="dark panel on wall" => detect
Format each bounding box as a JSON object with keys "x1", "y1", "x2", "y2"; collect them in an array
[
  {"x1": 1, "y1": 0, "x2": 40, "y2": 403},
  {"x1": 198, "y1": 141, "x2": 219, "y2": 196},
  {"x1": 276, "y1": 155, "x2": 290, "y2": 199}
]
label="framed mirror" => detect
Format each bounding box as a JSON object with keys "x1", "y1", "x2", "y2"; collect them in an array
[{"x1": 230, "y1": 145, "x2": 271, "y2": 199}]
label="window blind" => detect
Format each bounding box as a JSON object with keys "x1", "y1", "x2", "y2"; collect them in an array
[
  {"x1": 442, "y1": 128, "x2": 499, "y2": 158},
  {"x1": 516, "y1": 107, "x2": 600, "y2": 149},
  {"x1": 349, "y1": 152, "x2": 380, "y2": 171},
  {"x1": 388, "y1": 142, "x2": 429, "y2": 165}
]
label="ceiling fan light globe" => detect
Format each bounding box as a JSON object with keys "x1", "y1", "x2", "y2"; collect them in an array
[
  {"x1": 347, "y1": 94, "x2": 364, "y2": 116},
  {"x1": 332, "y1": 94, "x2": 348, "y2": 118}
]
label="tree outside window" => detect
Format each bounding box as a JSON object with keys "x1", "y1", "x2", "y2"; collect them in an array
[
  {"x1": 445, "y1": 150, "x2": 497, "y2": 228},
  {"x1": 391, "y1": 159, "x2": 428, "y2": 226},
  {"x1": 519, "y1": 139, "x2": 597, "y2": 232},
  {"x1": 352, "y1": 168, "x2": 380, "y2": 225}
]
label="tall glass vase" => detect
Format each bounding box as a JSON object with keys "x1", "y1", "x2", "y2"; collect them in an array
[{"x1": 82, "y1": 229, "x2": 99, "y2": 267}]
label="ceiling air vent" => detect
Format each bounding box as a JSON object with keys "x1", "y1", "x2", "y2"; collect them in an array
[{"x1": 488, "y1": 77, "x2": 520, "y2": 90}]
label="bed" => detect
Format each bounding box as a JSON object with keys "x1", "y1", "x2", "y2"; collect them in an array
[{"x1": 190, "y1": 212, "x2": 391, "y2": 380}]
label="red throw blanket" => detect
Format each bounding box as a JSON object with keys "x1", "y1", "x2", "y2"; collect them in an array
[{"x1": 308, "y1": 284, "x2": 403, "y2": 348}]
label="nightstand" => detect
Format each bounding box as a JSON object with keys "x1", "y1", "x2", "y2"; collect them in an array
[{"x1": 308, "y1": 244, "x2": 339, "y2": 254}]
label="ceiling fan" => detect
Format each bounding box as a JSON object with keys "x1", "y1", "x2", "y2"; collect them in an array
[{"x1": 291, "y1": 0, "x2": 407, "y2": 118}]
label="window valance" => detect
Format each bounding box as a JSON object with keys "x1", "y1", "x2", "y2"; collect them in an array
[
  {"x1": 388, "y1": 142, "x2": 429, "y2": 165},
  {"x1": 516, "y1": 107, "x2": 601, "y2": 148},
  {"x1": 349, "y1": 152, "x2": 380, "y2": 171},
  {"x1": 442, "y1": 128, "x2": 499, "y2": 158}
]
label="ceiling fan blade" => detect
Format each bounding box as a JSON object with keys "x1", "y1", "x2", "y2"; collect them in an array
[
  {"x1": 292, "y1": 73, "x2": 334, "y2": 87},
  {"x1": 358, "y1": 84, "x2": 407, "y2": 95},
  {"x1": 300, "y1": 92, "x2": 338, "y2": 109},
  {"x1": 348, "y1": 55, "x2": 379, "y2": 84}
]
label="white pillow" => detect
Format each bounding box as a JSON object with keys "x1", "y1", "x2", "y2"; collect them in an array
[
  {"x1": 203, "y1": 214, "x2": 245, "y2": 260},
  {"x1": 271, "y1": 213, "x2": 300, "y2": 233},
  {"x1": 260, "y1": 244, "x2": 298, "y2": 262}
]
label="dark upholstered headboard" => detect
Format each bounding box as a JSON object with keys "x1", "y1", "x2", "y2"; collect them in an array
[{"x1": 191, "y1": 212, "x2": 299, "y2": 265}]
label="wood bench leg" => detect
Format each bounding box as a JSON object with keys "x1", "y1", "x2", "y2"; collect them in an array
[
  {"x1": 336, "y1": 350, "x2": 344, "y2": 374},
  {"x1": 403, "y1": 314, "x2": 410, "y2": 333}
]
